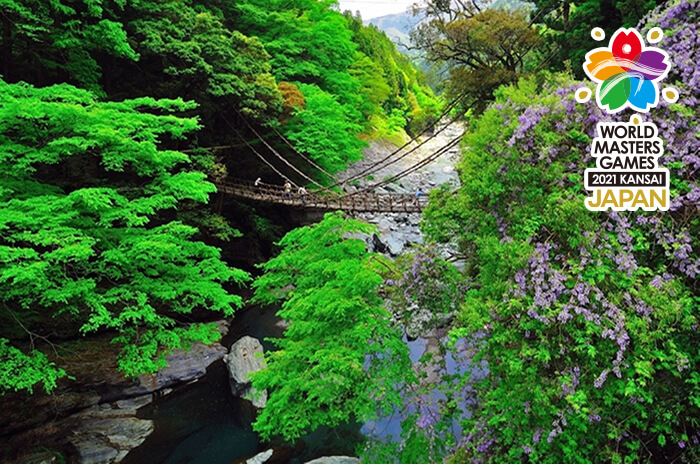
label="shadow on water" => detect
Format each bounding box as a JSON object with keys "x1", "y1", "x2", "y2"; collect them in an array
[{"x1": 123, "y1": 305, "x2": 363, "y2": 464}]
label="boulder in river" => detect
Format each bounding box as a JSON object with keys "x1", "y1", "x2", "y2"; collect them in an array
[
  {"x1": 224, "y1": 336, "x2": 268, "y2": 408},
  {"x1": 232, "y1": 446, "x2": 293, "y2": 464},
  {"x1": 385, "y1": 235, "x2": 405, "y2": 256},
  {"x1": 245, "y1": 449, "x2": 273, "y2": 464}
]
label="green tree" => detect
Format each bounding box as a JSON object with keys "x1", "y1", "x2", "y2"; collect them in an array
[
  {"x1": 0, "y1": 79, "x2": 249, "y2": 393},
  {"x1": 231, "y1": 0, "x2": 358, "y2": 103},
  {"x1": 349, "y1": 53, "x2": 392, "y2": 119},
  {"x1": 411, "y1": 2, "x2": 540, "y2": 111},
  {"x1": 123, "y1": 1, "x2": 283, "y2": 126},
  {"x1": 345, "y1": 14, "x2": 442, "y2": 135},
  {"x1": 281, "y1": 83, "x2": 367, "y2": 172},
  {"x1": 251, "y1": 212, "x2": 413, "y2": 441}
]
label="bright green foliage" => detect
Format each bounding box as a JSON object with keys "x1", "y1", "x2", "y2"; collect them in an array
[
  {"x1": 251, "y1": 212, "x2": 413, "y2": 441},
  {"x1": 345, "y1": 14, "x2": 442, "y2": 136},
  {"x1": 127, "y1": 0, "x2": 283, "y2": 123},
  {"x1": 0, "y1": 79, "x2": 249, "y2": 391},
  {"x1": 349, "y1": 54, "x2": 392, "y2": 118},
  {"x1": 281, "y1": 84, "x2": 367, "y2": 172},
  {"x1": 0, "y1": 339, "x2": 66, "y2": 394},
  {"x1": 3, "y1": 0, "x2": 439, "y2": 182},
  {"x1": 232, "y1": 0, "x2": 358, "y2": 101},
  {"x1": 226, "y1": 0, "x2": 366, "y2": 172}
]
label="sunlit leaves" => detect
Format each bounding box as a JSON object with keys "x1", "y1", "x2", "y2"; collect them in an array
[
  {"x1": 0, "y1": 339, "x2": 66, "y2": 394},
  {"x1": 0, "y1": 80, "x2": 248, "y2": 392},
  {"x1": 281, "y1": 84, "x2": 367, "y2": 172},
  {"x1": 130, "y1": 3, "x2": 282, "y2": 120},
  {"x1": 251, "y1": 212, "x2": 413, "y2": 441}
]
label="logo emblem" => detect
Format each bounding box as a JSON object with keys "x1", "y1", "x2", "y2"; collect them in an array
[
  {"x1": 576, "y1": 27, "x2": 680, "y2": 212},
  {"x1": 577, "y1": 27, "x2": 676, "y2": 113}
]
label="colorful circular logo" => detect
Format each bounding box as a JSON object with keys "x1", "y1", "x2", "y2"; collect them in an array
[{"x1": 581, "y1": 28, "x2": 672, "y2": 113}]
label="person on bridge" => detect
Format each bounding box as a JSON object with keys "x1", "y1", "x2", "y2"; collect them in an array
[
  {"x1": 414, "y1": 187, "x2": 425, "y2": 204},
  {"x1": 283, "y1": 180, "x2": 292, "y2": 199},
  {"x1": 298, "y1": 186, "x2": 307, "y2": 203},
  {"x1": 254, "y1": 177, "x2": 262, "y2": 188}
]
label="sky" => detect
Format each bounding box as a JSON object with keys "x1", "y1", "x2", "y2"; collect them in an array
[{"x1": 336, "y1": 0, "x2": 415, "y2": 20}]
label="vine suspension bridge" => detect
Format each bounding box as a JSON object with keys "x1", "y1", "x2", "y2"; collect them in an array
[
  {"x1": 213, "y1": 97, "x2": 467, "y2": 212},
  {"x1": 205, "y1": 11, "x2": 563, "y2": 212},
  {"x1": 215, "y1": 178, "x2": 429, "y2": 213}
]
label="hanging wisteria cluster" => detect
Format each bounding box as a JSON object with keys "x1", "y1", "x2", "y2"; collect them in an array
[
  {"x1": 385, "y1": 247, "x2": 468, "y2": 338},
  {"x1": 415, "y1": 1, "x2": 699, "y2": 462}
]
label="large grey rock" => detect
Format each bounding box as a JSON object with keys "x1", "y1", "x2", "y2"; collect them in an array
[
  {"x1": 385, "y1": 235, "x2": 405, "y2": 256},
  {"x1": 304, "y1": 457, "x2": 360, "y2": 464},
  {"x1": 69, "y1": 400, "x2": 154, "y2": 463},
  {"x1": 224, "y1": 336, "x2": 267, "y2": 408},
  {"x1": 225, "y1": 336, "x2": 266, "y2": 388}
]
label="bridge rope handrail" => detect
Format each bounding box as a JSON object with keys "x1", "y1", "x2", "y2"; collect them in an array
[
  {"x1": 227, "y1": 122, "x2": 295, "y2": 184},
  {"x1": 229, "y1": 112, "x2": 325, "y2": 188},
  {"x1": 339, "y1": 133, "x2": 463, "y2": 200},
  {"x1": 216, "y1": 178, "x2": 429, "y2": 212}
]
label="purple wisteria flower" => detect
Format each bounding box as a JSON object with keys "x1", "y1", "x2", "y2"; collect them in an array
[{"x1": 594, "y1": 370, "x2": 609, "y2": 388}]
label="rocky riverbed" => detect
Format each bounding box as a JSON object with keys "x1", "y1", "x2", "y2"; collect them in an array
[{"x1": 341, "y1": 122, "x2": 463, "y2": 257}]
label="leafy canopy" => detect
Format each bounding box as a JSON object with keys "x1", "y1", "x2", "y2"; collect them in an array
[
  {"x1": 0, "y1": 79, "x2": 249, "y2": 392},
  {"x1": 251, "y1": 212, "x2": 414, "y2": 441}
]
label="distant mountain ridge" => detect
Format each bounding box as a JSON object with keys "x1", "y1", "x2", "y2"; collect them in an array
[
  {"x1": 365, "y1": 11, "x2": 418, "y2": 53},
  {"x1": 365, "y1": 0, "x2": 531, "y2": 49}
]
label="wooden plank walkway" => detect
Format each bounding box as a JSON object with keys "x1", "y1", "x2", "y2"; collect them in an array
[{"x1": 215, "y1": 178, "x2": 427, "y2": 212}]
